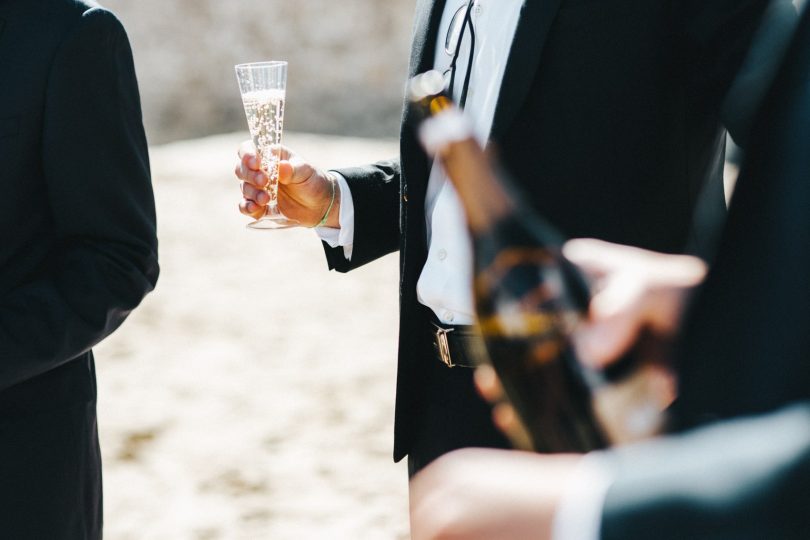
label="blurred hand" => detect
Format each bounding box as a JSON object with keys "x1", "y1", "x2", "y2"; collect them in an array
[
  {"x1": 409, "y1": 448, "x2": 582, "y2": 540},
  {"x1": 563, "y1": 238, "x2": 707, "y2": 369},
  {"x1": 474, "y1": 365, "x2": 533, "y2": 451},
  {"x1": 474, "y1": 239, "x2": 707, "y2": 446},
  {"x1": 234, "y1": 141, "x2": 340, "y2": 228}
]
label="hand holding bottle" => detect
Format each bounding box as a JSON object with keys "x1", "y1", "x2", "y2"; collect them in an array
[
  {"x1": 564, "y1": 238, "x2": 707, "y2": 370},
  {"x1": 410, "y1": 70, "x2": 707, "y2": 450},
  {"x1": 475, "y1": 239, "x2": 707, "y2": 446}
]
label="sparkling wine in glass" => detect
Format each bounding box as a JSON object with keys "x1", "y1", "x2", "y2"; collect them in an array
[{"x1": 235, "y1": 61, "x2": 297, "y2": 229}]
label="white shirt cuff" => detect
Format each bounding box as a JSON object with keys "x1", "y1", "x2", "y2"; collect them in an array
[
  {"x1": 551, "y1": 452, "x2": 615, "y2": 540},
  {"x1": 314, "y1": 171, "x2": 354, "y2": 260}
]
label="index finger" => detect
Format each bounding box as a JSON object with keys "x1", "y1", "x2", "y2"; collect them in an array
[
  {"x1": 563, "y1": 238, "x2": 647, "y2": 280},
  {"x1": 238, "y1": 140, "x2": 260, "y2": 169}
]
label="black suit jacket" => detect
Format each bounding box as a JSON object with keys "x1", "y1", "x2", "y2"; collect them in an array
[
  {"x1": 601, "y1": 5, "x2": 810, "y2": 538},
  {"x1": 325, "y1": 0, "x2": 778, "y2": 462},
  {"x1": 0, "y1": 0, "x2": 158, "y2": 537}
]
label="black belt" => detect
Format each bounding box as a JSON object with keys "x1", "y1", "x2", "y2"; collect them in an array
[{"x1": 430, "y1": 318, "x2": 488, "y2": 368}]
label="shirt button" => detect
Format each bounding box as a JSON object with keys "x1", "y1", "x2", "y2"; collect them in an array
[
  {"x1": 437, "y1": 248, "x2": 448, "y2": 261},
  {"x1": 445, "y1": 311, "x2": 455, "y2": 323}
]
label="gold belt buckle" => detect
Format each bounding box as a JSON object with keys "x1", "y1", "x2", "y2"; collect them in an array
[{"x1": 436, "y1": 326, "x2": 455, "y2": 368}]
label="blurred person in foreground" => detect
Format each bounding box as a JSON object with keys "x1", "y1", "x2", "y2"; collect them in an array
[
  {"x1": 0, "y1": 0, "x2": 158, "y2": 537},
  {"x1": 234, "y1": 0, "x2": 790, "y2": 477},
  {"x1": 409, "y1": 4, "x2": 810, "y2": 538}
]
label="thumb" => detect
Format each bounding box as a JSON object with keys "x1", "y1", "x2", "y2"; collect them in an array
[
  {"x1": 279, "y1": 156, "x2": 317, "y2": 186},
  {"x1": 277, "y1": 160, "x2": 295, "y2": 185}
]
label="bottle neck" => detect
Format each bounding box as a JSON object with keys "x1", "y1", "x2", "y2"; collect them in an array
[{"x1": 420, "y1": 109, "x2": 513, "y2": 234}]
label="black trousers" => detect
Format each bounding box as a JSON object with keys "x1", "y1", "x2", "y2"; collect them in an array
[
  {"x1": 407, "y1": 323, "x2": 511, "y2": 476},
  {"x1": 0, "y1": 358, "x2": 102, "y2": 540}
]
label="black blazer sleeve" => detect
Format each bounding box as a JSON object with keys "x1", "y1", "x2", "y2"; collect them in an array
[
  {"x1": 600, "y1": 11, "x2": 810, "y2": 539},
  {"x1": 677, "y1": 0, "x2": 797, "y2": 258},
  {"x1": 720, "y1": 0, "x2": 799, "y2": 147},
  {"x1": 323, "y1": 158, "x2": 401, "y2": 272},
  {"x1": 0, "y1": 8, "x2": 158, "y2": 390},
  {"x1": 679, "y1": 0, "x2": 785, "y2": 142},
  {"x1": 600, "y1": 403, "x2": 810, "y2": 540},
  {"x1": 674, "y1": 4, "x2": 810, "y2": 424}
]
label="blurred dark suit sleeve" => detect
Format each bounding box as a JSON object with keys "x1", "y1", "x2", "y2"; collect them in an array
[
  {"x1": 678, "y1": 0, "x2": 796, "y2": 258},
  {"x1": 680, "y1": 0, "x2": 792, "y2": 127},
  {"x1": 0, "y1": 9, "x2": 158, "y2": 390},
  {"x1": 322, "y1": 159, "x2": 402, "y2": 272},
  {"x1": 601, "y1": 6, "x2": 810, "y2": 538},
  {"x1": 601, "y1": 403, "x2": 810, "y2": 540},
  {"x1": 720, "y1": 0, "x2": 800, "y2": 147},
  {"x1": 675, "y1": 2, "x2": 810, "y2": 428}
]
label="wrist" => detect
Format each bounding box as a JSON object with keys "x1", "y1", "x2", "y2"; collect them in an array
[
  {"x1": 325, "y1": 172, "x2": 341, "y2": 228},
  {"x1": 313, "y1": 173, "x2": 340, "y2": 228}
]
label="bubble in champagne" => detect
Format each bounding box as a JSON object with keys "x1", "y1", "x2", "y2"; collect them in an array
[{"x1": 241, "y1": 89, "x2": 286, "y2": 203}]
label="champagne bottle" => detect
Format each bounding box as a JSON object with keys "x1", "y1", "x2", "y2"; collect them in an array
[{"x1": 409, "y1": 71, "x2": 668, "y2": 452}]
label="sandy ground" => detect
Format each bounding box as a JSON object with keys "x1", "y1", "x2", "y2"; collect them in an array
[{"x1": 94, "y1": 132, "x2": 409, "y2": 539}]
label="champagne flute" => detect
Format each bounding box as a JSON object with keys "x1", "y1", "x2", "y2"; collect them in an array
[{"x1": 235, "y1": 61, "x2": 297, "y2": 229}]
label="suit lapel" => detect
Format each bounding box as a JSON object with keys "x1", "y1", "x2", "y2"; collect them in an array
[
  {"x1": 408, "y1": 0, "x2": 448, "y2": 77},
  {"x1": 490, "y1": 0, "x2": 562, "y2": 143},
  {"x1": 402, "y1": 0, "x2": 447, "y2": 254},
  {"x1": 402, "y1": 0, "x2": 447, "y2": 171}
]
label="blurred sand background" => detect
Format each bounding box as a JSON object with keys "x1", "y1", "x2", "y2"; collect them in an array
[
  {"x1": 90, "y1": 1, "x2": 415, "y2": 538},
  {"x1": 95, "y1": 132, "x2": 409, "y2": 540},
  {"x1": 102, "y1": 0, "x2": 415, "y2": 143}
]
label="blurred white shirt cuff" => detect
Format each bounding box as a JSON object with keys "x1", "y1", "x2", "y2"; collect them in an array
[
  {"x1": 552, "y1": 452, "x2": 615, "y2": 540},
  {"x1": 314, "y1": 171, "x2": 354, "y2": 260}
]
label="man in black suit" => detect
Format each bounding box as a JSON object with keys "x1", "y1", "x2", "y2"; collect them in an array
[
  {"x1": 235, "y1": 0, "x2": 786, "y2": 474},
  {"x1": 0, "y1": 0, "x2": 158, "y2": 537},
  {"x1": 409, "y1": 3, "x2": 810, "y2": 538}
]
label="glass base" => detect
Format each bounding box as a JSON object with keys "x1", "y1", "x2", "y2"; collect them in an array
[{"x1": 247, "y1": 216, "x2": 299, "y2": 230}]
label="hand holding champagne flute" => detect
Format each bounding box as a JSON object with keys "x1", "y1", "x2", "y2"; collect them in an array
[
  {"x1": 234, "y1": 61, "x2": 339, "y2": 229},
  {"x1": 235, "y1": 142, "x2": 340, "y2": 228}
]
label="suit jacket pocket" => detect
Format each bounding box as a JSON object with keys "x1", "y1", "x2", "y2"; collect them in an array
[{"x1": 0, "y1": 115, "x2": 20, "y2": 138}]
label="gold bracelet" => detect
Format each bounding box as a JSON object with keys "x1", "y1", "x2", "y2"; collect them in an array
[{"x1": 313, "y1": 176, "x2": 336, "y2": 228}]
